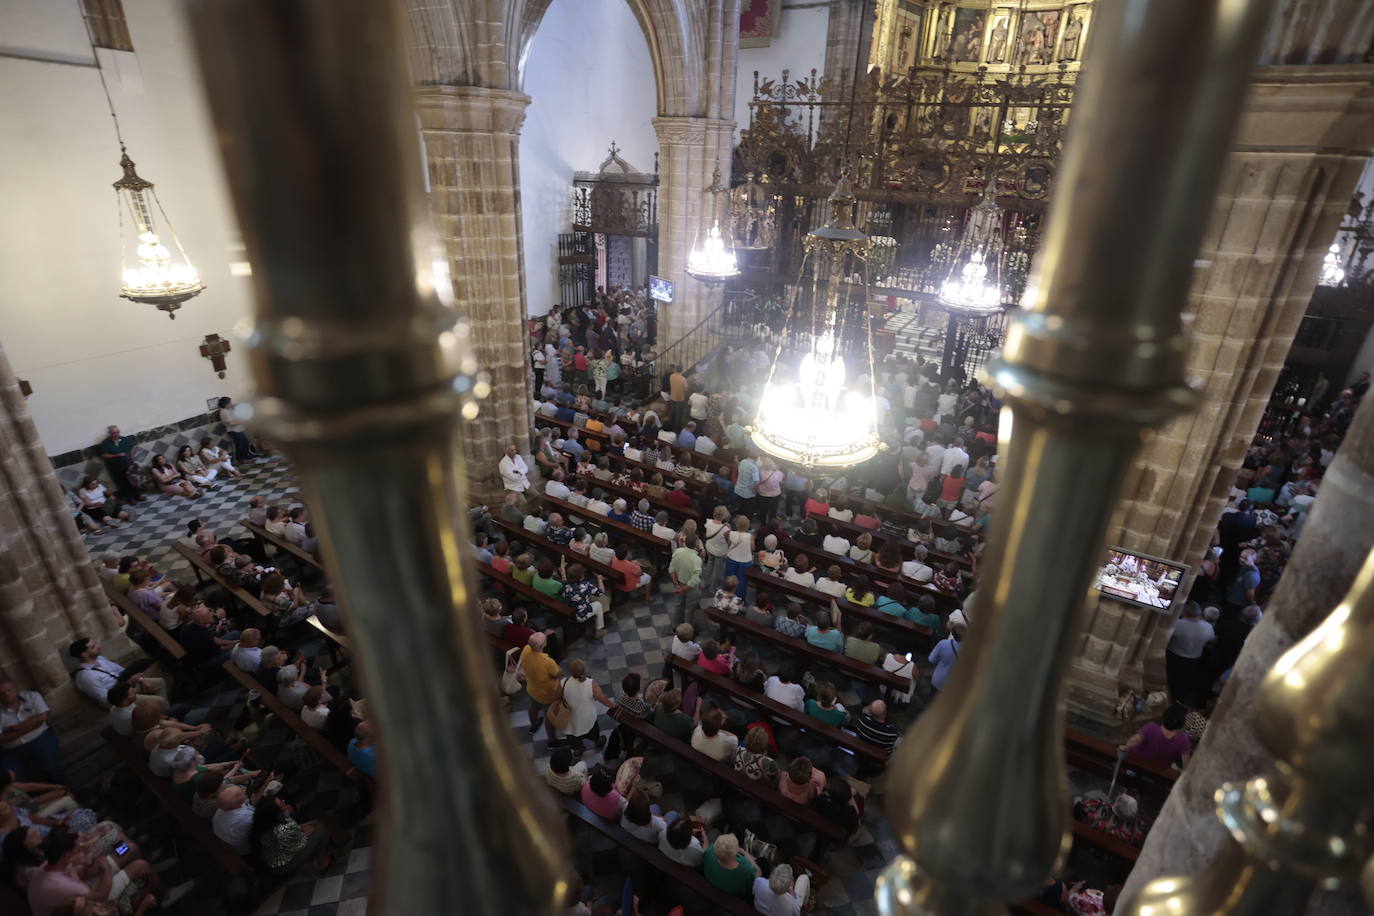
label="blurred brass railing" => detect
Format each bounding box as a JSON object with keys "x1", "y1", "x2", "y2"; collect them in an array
[
  {"x1": 184, "y1": 0, "x2": 570, "y2": 913},
  {"x1": 875, "y1": 1, "x2": 1277, "y2": 913}
]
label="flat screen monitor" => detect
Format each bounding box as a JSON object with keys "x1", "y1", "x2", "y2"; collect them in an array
[
  {"x1": 1094, "y1": 547, "x2": 1188, "y2": 611},
  {"x1": 648, "y1": 275, "x2": 673, "y2": 303}
]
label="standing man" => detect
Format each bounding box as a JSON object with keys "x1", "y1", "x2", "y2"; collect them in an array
[
  {"x1": 668, "y1": 365, "x2": 688, "y2": 430},
  {"x1": 668, "y1": 533, "x2": 704, "y2": 630},
  {"x1": 0, "y1": 678, "x2": 63, "y2": 783},
  {"x1": 98, "y1": 425, "x2": 143, "y2": 504},
  {"x1": 1165, "y1": 602, "x2": 1216, "y2": 707},
  {"x1": 499, "y1": 443, "x2": 530, "y2": 493},
  {"x1": 734, "y1": 451, "x2": 761, "y2": 521}
]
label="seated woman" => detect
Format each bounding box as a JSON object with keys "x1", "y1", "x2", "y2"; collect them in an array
[
  {"x1": 696, "y1": 639, "x2": 735, "y2": 676},
  {"x1": 731, "y1": 726, "x2": 779, "y2": 784},
  {"x1": 169, "y1": 746, "x2": 257, "y2": 803},
  {"x1": 1073, "y1": 792, "x2": 1147, "y2": 846},
  {"x1": 704, "y1": 833, "x2": 759, "y2": 899},
  {"x1": 803, "y1": 487, "x2": 830, "y2": 519},
  {"x1": 587, "y1": 533, "x2": 616, "y2": 567},
  {"x1": 199, "y1": 436, "x2": 241, "y2": 479},
  {"x1": 567, "y1": 527, "x2": 592, "y2": 556},
  {"x1": 75, "y1": 477, "x2": 131, "y2": 529},
  {"x1": 874, "y1": 541, "x2": 903, "y2": 575},
  {"x1": 579, "y1": 766, "x2": 624, "y2": 819},
  {"x1": 845, "y1": 576, "x2": 877, "y2": 607},
  {"x1": 712, "y1": 575, "x2": 745, "y2": 614},
  {"x1": 618, "y1": 789, "x2": 667, "y2": 844},
  {"x1": 756, "y1": 534, "x2": 785, "y2": 573},
  {"x1": 260, "y1": 572, "x2": 308, "y2": 625},
  {"x1": 175, "y1": 445, "x2": 218, "y2": 490},
  {"x1": 148, "y1": 455, "x2": 198, "y2": 499},
  {"x1": 645, "y1": 472, "x2": 669, "y2": 500},
  {"x1": 733, "y1": 651, "x2": 766, "y2": 691},
  {"x1": 849, "y1": 532, "x2": 875, "y2": 565},
  {"x1": 489, "y1": 539, "x2": 513, "y2": 574},
  {"x1": 561, "y1": 563, "x2": 608, "y2": 638},
  {"x1": 782, "y1": 554, "x2": 816, "y2": 589},
  {"x1": 931, "y1": 562, "x2": 965, "y2": 598},
  {"x1": 828, "y1": 492, "x2": 855, "y2": 523},
  {"x1": 250, "y1": 790, "x2": 334, "y2": 875}
]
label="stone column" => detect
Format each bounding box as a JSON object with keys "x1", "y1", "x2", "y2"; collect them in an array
[
  {"x1": 1119, "y1": 396, "x2": 1374, "y2": 912},
  {"x1": 653, "y1": 115, "x2": 736, "y2": 348},
  {"x1": 824, "y1": 0, "x2": 873, "y2": 98},
  {"x1": 0, "y1": 342, "x2": 117, "y2": 709},
  {"x1": 1064, "y1": 66, "x2": 1374, "y2": 727},
  {"x1": 416, "y1": 85, "x2": 534, "y2": 501}
]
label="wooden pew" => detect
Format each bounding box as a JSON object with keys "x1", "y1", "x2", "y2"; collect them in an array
[
  {"x1": 541, "y1": 494, "x2": 675, "y2": 559},
  {"x1": 1064, "y1": 727, "x2": 1179, "y2": 804},
  {"x1": 610, "y1": 709, "x2": 850, "y2": 846},
  {"x1": 743, "y1": 568, "x2": 933, "y2": 645},
  {"x1": 490, "y1": 517, "x2": 622, "y2": 584},
  {"x1": 706, "y1": 608, "x2": 912, "y2": 697},
  {"x1": 558, "y1": 796, "x2": 758, "y2": 916},
  {"x1": 242, "y1": 519, "x2": 323, "y2": 573},
  {"x1": 1070, "y1": 819, "x2": 1140, "y2": 863},
  {"x1": 476, "y1": 561, "x2": 584, "y2": 648},
  {"x1": 534, "y1": 414, "x2": 612, "y2": 447},
  {"x1": 173, "y1": 543, "x2": 273, "y2": 620},
  {"x1": 570, "y1": 469, "x2": 701, "y2": 523},
  {"x1": 100, "y1": 726, "x2": 250, "y2": 876},
  {"x1": 220, "y1": 662, "x2": 368, "y2": 785},
  {"x1": 777, "y1": 535, "x2": 962, "y2": 613},
  {"x1": 671, "y1": 657, "x2": 888, "y2": 764},
  {"x1": 102, "y1": 580, "x2": 187, "y2": 665},
  {"x1": 602, "y1": 449, "x2": 709, "y2": 494},
  {"x1": 808, "y1": 513, "x2": 971, "y2": 573}
]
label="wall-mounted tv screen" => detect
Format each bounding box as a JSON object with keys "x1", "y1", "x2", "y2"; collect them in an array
[
  {"x1": 648, "y1": 275, "x2": 673, "y2": 303},
  {"x1": 1094, "y1": 547, "x2": 1188, "y2": 611}
]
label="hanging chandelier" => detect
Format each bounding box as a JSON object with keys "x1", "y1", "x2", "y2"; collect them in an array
[
  {"x1": 728, "y1": 172, "x2": 778, "y2": 251},
  {"x1": 115, "y1": 151, "x2": 205, "y2": 318},
  {"x1": 1319, "y1": 242, "x2": 1346, "y2": 287},
  {"x1": 685, "y1": 219, "x2": 740, "y2": 284},
  {"x1": 938, "y1": 183, "x2": 1009, "y2": 315},
  {"x1": 751, "y1": 178, "x2": 881, "y2": 468}
]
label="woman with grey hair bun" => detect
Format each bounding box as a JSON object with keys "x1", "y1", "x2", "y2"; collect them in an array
[{"x1": 752, "y1": 861, "x2": 810, "y2": 913}]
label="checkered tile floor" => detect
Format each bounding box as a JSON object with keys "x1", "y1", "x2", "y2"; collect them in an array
[{"x1": 78, "y1": 455, "x2": 923, "y2": 915}]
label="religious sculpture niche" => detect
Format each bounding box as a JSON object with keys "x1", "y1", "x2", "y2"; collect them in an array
[
  {"x1": 1060, "y1": 10, "x2": 1085, "y2": 61},
  {"x1": 1016, "y1": 9, "x2": 1061, "y2": 66},
  {"x1": 950, "y1": 8, "x2": 986, "y2": 62},
  {"x1": 571, "y1": 142, "x2": 659, "y2": 239},
  {"x1": 931, "y1": 2, "x2": 953, "y2": 59},
  {"x1": 987, "y1": 15, "x2": 1010, "y2": 63}
]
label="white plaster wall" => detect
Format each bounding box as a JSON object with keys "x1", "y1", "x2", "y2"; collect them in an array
[
  {"x1": 0, "y1": 0, "x2": 254, "y2": 457},
  {"x1": 518, "y1": 0, "x2": 659, "y2": 316},
  {"x1": 734, "y1": 4, "x2": 831, "y2": 139}
]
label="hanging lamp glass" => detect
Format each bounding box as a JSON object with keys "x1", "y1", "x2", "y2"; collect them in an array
[
  {"x1": 685, "y1": 219, "x2": 740, "y2": 284},
  {"x1": 938, "y1": 183, "x2": 1009, "y2": 315},
  {"x1": 115, "y1": 151, "x2": 205, "y2": 318},
  {"x1": 1319, "y1": 242, "x2": 1346, "y2": 287},
  {"x1": 751, "y1": 178, "x2": 881, "y2": 468}
]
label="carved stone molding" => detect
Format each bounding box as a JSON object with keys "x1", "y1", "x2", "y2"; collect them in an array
[
  {"x1": 652, "y1": 116, "x2": 732, "y2": 147},
  {"x1": 414, "y1": 85, "x2": 531, "y2": 136}
]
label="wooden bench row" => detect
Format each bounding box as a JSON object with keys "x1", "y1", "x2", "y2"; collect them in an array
[
  {"x1": 541, "y1": 494, "x2": 675, "y2": 560},
  {"x1": 777, "y1": 535, "x2": 963, "y2": 613},
  {"x1": 807, "y1": 513, "x2": 972, "y2": 574},
  {"x1": 744, "y1": 568, "x2": 933, "y2": 645},
  {"x1": 242, "y1": 518, "x2": 323, "y2": 574},
  {"x1": 570, "y1": 469, "x2": 701, "y2": 523},
  {"x1": 476, "y1": 561, "x2": 585, "y2": 649},
  {"x1": 174, "y1": 542, "x2": 274, "y2": 621}
]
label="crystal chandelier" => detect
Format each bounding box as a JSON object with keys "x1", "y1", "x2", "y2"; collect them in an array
[
  {"x1": 751, "y1": 178, "x2": 881, "y2": 468},
  {"x1": 115, "y1": 152, "x2": 205, "y2": 318},
  {"x1": 1319, "y1": 242, "x2": 1346, "y2": 287},
  {"x1": 685, "y1": 219, "x2": 740, "y2": 284},
  {"x1": 728, "y1": 172, "x2": 778, "y2": 250},
  {"x1": 938, "y1": 183, "x2": 1009, "y2": 315}
]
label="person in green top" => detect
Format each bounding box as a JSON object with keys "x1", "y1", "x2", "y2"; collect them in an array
[
  {"x1": 803, "y1": 606, "x2": 845, "y2": 653},
  {"x1": 511, "y1": 553, "x2": 537, "y2": 586},
  {"x1": 905, "y1": 594, "x2": 943, "y2": 630},
  {"x1": 703, "y1": 833, "x2": 759, "y2": 898},
  {"x1": 843, "y1": 621, "x2": 883, "y2": 665},
  {"x1": 804, "y1": 681, "x2": 850, "y2": 728},
  {"x1": 531, "y1": 559, "x2": 563, "y2": 597},
  {"x1": 875, "y1": 582, "x2": 914, "y2": 618},
  {"x1": 650, "y1": 687, "x2": 695, "y2": 743},
  {"x1": 667, "y1": 534, "x2": 704, "y2": 628}
]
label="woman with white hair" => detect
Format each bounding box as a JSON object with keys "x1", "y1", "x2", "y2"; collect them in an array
[
  {"x1": 588, "y1": 531, "x2": 616, "y2": 567},
  {"x1": 1072, "y1": 791, "x2": 1146, "y2": 846},
  {"x1": 753, "y1": 862, "x2": 810, "y2": 914},
  {"x1": 703, "y1": 832, "x2": 759, "y2": 898}
]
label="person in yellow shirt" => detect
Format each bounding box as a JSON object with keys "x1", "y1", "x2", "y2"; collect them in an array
[
  {"x1": 668, "y1": 366, "x2": 688, "y2": 430},
  {"x1": 519, "y1": 632, "x2": 562, "y2": 740}
]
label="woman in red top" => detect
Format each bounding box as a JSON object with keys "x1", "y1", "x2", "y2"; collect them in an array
[
  {"x1": 803, "y1": 487, "x2": 830, "y2": 519},
  {"x1": 696, "y1": 638, "x2": 735, "y2": 675},
  {"x1": 939, "y1": 466, "x2": 966, "y2": 511}
]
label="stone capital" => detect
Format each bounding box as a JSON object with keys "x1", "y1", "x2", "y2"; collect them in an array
[
  {"x1": 652, "y1": 116, "x2": 734, "y2": 147},
  {"x1": 414, "y1": 86, "x2": 532, "y2": 136}
]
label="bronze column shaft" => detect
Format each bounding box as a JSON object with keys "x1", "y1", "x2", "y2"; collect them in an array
[
  {"x1": 184, "y1": 0, "x2": 570, "y2": 913},
  {"x1": 877, "y1": 1, "x2": 1277, "y2": 912}
]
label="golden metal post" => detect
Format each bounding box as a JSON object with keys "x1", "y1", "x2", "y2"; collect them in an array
[
  {"x1": 876, "y1": 2, "x2": 1276, "y2": 913},
  {"x1": 1120, "y1": 546, "x2": 1374, "y2": 916},
  {"x1": 183, "y1": 1, "x2": 571, "y2": 913}
]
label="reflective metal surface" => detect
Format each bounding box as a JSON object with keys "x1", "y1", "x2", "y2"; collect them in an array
[
  {"x1": 877, "y1": 1, "x2": 1276, "y2": 912},
  {"x1": 183, "y1": 0, "x2": 572, "y2": 913},
  {"x1": 1123, "y1": 546, "x2": 1374, "y2": 915}
]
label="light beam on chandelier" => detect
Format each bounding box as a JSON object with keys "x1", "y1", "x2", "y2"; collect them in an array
[
  {"x1": 115, "y1": 152, "x2": 205, "y2": 318},
  {"x1": 938, "y1": 183, "x2": 1009, "y2": 316},
  {"x1": 685, "y1": 220, "x2": 740, "y2": 284},
  {"x1": 751, "y1": 178, "x2": 881, "y2": 469}
]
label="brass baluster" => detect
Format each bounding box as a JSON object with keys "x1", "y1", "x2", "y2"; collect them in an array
[
  {"x1": 183, "y1": 0, "x2": 571, "y2": 913},
  {"x1": 1120, "y1": 545, "x2": 1374, "y2": 915},
  {"x1": 876, "y1": 1, "x2": 1276, "y2": 912}
]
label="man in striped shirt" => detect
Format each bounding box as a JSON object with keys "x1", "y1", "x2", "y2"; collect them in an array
[{"x1": 855, "y1": 699, "x2": 901, "y2": 757}]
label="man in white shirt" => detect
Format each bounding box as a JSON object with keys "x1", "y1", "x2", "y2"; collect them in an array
[
  {"x1": 657, "y1": 428, "x2": 678, "y2": 447},
  {"x1": 544, "y1": 469, "x2": 571, "y2": 501},
  {"x1": 231, "y1": 628, "x2": 263, "y2": 672},
  {"x1": 901, "y1": 546, "x2": 935, "y2": 582},
  {"x1": 69, "y1": 638, "x2": 167, "y2": 708},
  {"x1": 623, "y1": 442, "x2": 644, "y2": 462},
  {"x1": 923, "y1": 441, "x2": 946, "y2": 476},
  {"x1": 0, "y1": 679, "x2": 62, "y2": 783},
  {"x1": 688, "y1": 390, "x2": 709, "y2": 422},
  {"x1": 694, "y1": 434, "x2": 718, "y2": 456},
  {"x1": 213, "y1": 785, "x2": 257, "y2": 854},
  {"x1": 523, "y1": 513, "x2": 548, "y2": 535},
  {"x1": 941, "y1": 439, "x2": 970, "y2": 475},
  {"x1": 498, "y1": 444, "x2": 530, "y2": 492},
  {"x1": 763, "y1": 670, "x2": 805, "y2": 711},
  {"x1": 1166, "y1": 602, "x2": 1216, "y2": 706}
]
